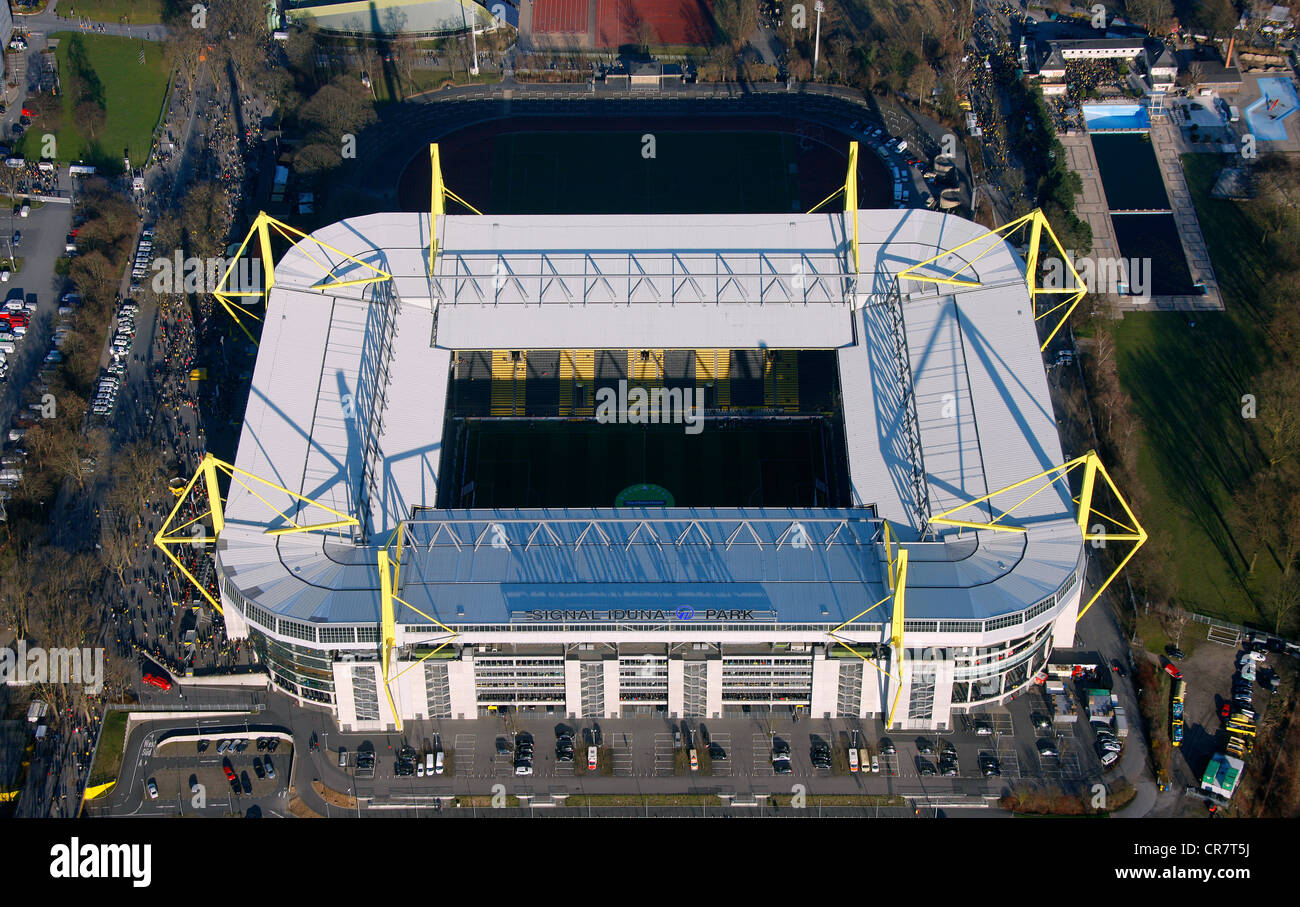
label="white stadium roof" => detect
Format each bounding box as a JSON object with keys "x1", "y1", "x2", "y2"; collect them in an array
[{"x1": 216, "y1": 209, "x2": 1081, "y2": 628}]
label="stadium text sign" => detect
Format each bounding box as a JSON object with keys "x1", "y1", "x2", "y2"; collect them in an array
[{"x1": 518, "y1": 608, "x2": 766, "y2": 621}]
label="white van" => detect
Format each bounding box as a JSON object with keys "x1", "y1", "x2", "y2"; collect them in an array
[
  {"x1": 19, "y1": 204, "x2": 29, "y2": 218},
  {"x1": 425, "y1": 751, "x2": 435, "y2": 775},
  {"x1": 434, "y1": 751, "x2": 445, "y2": 774}
]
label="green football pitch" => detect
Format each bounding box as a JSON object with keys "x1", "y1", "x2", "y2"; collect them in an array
[
  {"x1": 443, "y1": 420, "x2": 845, "y2": 509},
  {"x1": 491, "y1": 131, "x2": 802, "y2": 214}
]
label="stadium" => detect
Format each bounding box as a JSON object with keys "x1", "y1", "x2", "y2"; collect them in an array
[{"x1": 163, "y1": 137, "x2": 1143, "y2": 734}]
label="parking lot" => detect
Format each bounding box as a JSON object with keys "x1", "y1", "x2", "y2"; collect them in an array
[
  {"x1": 136, "y1": 734, "x2": 293, "y2": 815},
  {"x1": 322, "y1": 703, "x2": 1109, "y2": 793}
]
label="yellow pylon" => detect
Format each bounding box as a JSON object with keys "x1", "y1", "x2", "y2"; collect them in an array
[
  {"x1": 212, "y1": 211, "x2": 394, "y2": 344},
  {"x1": 377, "y1": 525, "x2": 459, "y2": 732},
  {"x1": 928, "y1": 451, "x2": 1147, "y2": 621},
  {"x1": 829, "y1": 548, "x2": 907, "y2": 728},
  {"x1": 897, "y1": 208, "x2": 1087, "y2": 350},
  {"x1": 428, "y1": 142, "x2": 482, "y2": 277},
  {"x1": 807, "y1": 140, "x2": 860, "y2": 275},
  {"x1": 152, "y1": 454, "x2": 361, "y2": 614}
]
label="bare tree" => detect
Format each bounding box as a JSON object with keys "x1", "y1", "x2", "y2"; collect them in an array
[{"x1": 99, "y1": 521, "x2": 138, "y2": 590}]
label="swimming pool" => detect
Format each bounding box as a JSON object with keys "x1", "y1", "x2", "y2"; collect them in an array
[
  {"x1": 1083, "y1": 104, "x2": 1151, "y2": 132},
  {"x1": 1245, "y1": 77, "x2": 1299, "y2": 142}
]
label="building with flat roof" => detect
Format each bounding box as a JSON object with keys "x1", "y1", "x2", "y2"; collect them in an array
[
  {"x1": 1053, "y1": 37, "x2": 1146, "y2": 60},
  {"x1": 284, "y1": 0, "x2": 499, "y2": 36},
  {"x1": 206, "y1": 195, "x2": 1108, "y2": 732}
]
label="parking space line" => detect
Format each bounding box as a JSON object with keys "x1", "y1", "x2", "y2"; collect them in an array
[
  {"x1": 611, "y1": 733, "x2": 634, "y2": 777},
  {"x1": 453, "y1": 733, "x2": 475, "y2": 776},
  {"x1": 708, "y1": 731, "x2": 732, "y2": 777},
  {"x1": 752, "y1": 733, "x2": 774, "y2": 777},
  {"x1": 654, "y1": 733, "x2": 676, "y2": 776},
  {"x1": 994, "y1": 741, "x2": 1020, "y2": 778}
]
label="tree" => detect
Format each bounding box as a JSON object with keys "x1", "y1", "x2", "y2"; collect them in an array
[
  {"x1": 27, "y1": 92, "x2": 64, "y2": 134},
  {"x1": 177, "y1": 181, "x2": 229, "y2": 262},
  {"x1": 1126, "y1": 0, "x2": 1174, "y2": 33},
  {"x1": 99, "y1": 521, "x2": 138, "y2": 590},
  {"x1": 297, "y1": 76, "x2": 377, "y2": 146},
  {"x1": 1200, "y1": 0, "x2": 1240, "y2": 38},
  {"x1": 635, "y1": 19, "x2": 656, "y2": 56},
  {"x1": 1234, "y1": 463, "x2": 1300, "y2": 635},
  {"x1": 1251, "y1": 364, "x2": 1300, "y2": 469},
  {"x1": 712, "y1": 0, "x2": 759, "y2": 51},
  {"x1": 68, "y1": 251, "x2": 119, "y2": 306},
  {"x1": 293, "y1": 142, "x2": 342, "y2": 176}
]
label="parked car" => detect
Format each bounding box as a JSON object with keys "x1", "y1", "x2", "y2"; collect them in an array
[
  {"x1": 1165, "y1": 644, "x2": 1186, "y2": 660},
  {"x1": 1163, "y1": 662, "x2": 1183, "y2": 680},
  {"x1": 1036, "y1": 738, "x2": 1060, "y2": 757}
]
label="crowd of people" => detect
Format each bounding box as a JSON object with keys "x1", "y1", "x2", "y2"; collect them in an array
[{"x1": 5, "y1": 159, "x2": 61, "y2": 199}]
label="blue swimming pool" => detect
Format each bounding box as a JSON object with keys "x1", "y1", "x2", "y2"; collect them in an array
[
  {"x1": 1245, "y1": 77, "x2": 1299, "y2": 142},
  {"x1": 1083, "y1": 104, "x2": 1151, "y2": 132}
]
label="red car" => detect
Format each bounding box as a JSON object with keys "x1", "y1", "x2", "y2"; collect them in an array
[
  {"x1": 223, "y1": 764, "x2": 236, "y2": 782},
  {"x1": 1220, "y1": 703, "x2": 1231, "y2": 719},
  {"x1": 142, "y1": 673, "x2": 172, "y2": 691},
  {"x1": 1163, "y1": 662, "x2": 1183, "y2": 680}
]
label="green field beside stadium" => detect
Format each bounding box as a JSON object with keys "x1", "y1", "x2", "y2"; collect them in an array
[{"x1": 17, "y1": 32, "x2": 170, "y2": 170}]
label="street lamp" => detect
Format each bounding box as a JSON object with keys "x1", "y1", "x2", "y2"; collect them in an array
[{"x1": 812, "y1": 1, "x2": 825, "y2": 80}]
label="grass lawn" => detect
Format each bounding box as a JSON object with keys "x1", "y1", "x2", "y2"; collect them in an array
[
  {"x1": 56, "y1": 0, "x2": 164, "y2": 23},
  {"x1": 86, "y1": 709, "x2": 127, "y2": 788},
  {"x1": 371, "y1": 67, "x2": 498, "y2": 103},
  {"x1": 1111, "y1": 153, "x2": 1276, "y2": 627},
  {"x1": 16, "y1": 32, "x2": 170, "y2": 171}
]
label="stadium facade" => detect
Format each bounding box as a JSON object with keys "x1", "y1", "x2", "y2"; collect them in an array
[{"x1": 213, "y1": 204, "x2": 1090, "y2": 732}]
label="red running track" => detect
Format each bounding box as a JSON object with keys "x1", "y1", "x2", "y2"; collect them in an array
[
  {"x1": 532, "y1": 0, "x2": 716, "y2": 47},
  {"x1": 532, "y1": 0, "x2": 587, "y2": 34},
  {"x1": 596, "y1": 0, "x2": 715, "y2": 46}
]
